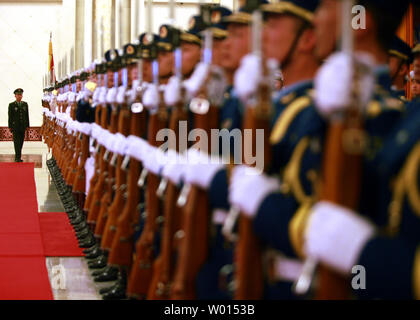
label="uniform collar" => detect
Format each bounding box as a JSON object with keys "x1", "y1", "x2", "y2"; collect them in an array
[
  {"x1": 390, "y1": 86, "x2": 406, "y2": 97},
  {"x1": 273, "y1": 79, "x2": 313, "y2": 102},
  {"x1": 375, "y1": 65, "x2": 392, "y2": 92}
]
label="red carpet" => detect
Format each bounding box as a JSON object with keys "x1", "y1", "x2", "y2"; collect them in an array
[
  {"x1": 0, "y1": 163, "x2": 53, "y2": 300},
  {"x1": 39, "y1": 212, "x2": 84, "y2": 257}
]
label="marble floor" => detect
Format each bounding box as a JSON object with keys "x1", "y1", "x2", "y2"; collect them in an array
[{"x1": 0, "y1": 141, "x2": 116, "y2": 300}]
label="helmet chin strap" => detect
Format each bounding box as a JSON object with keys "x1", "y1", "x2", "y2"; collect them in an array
[
  {"x1": 280, "y1": 21, "x2": 310, "y2": 71},
  {"x1": 390, "y1": 59, "x2": 405, "y2": 85}
]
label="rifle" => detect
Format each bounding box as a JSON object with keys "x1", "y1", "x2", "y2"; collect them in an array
[
  {"x1": 126, "y1": 39, "x2": 169, "y2": 299},
  {"x1": 317, "y1": 0, "x2": 360, "y2": 300},
  {"x1": 294, "y1": 0, "x2": 359, "y2": 299},
  {"x1": 148, "y1": 26, "x2": 186, "y2": 300},
  {"x1": 101, "y1": 65, "x2": 133, "y2": 251},
  {"x1": 86, "y1": 73, "x2": 111, "y2": 227},
  {"x1": 66, "y1": 77, "x2": 82, "y2": 190},
  {"x1": 94, "y1": 66, "x2": 121, "y2": 240},
  {"x1": 170, "y1": 6, "x2": 218, "y2": 300},
  {"x1": 83, "y1": 70, "x2": 105, "y2": 216}
]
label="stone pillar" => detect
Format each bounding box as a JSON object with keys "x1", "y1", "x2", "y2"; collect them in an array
[
  {"x1": 75, "y1": 0, "x2": 85, "y2": 70},
  {"x1": 120, "y1": 0, "x2": 132, "y2": 47}
]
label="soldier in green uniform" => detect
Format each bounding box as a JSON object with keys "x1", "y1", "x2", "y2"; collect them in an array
[{"x1": 8, "y1": 88, "x2": 30, "y2": 162}]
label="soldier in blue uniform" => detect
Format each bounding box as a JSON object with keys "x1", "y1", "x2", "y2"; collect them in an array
[
  {"x1": 388, "y1": 35, "x2": 413, "y2": 101},
  {"x1": 194, "y1": 0, "x2": 322, "y2": 300},
  {"x1": 246, "y1": 0, "x2": 417, "y2": 300},
  {"x1": 224, "y1": 0, "x2": 417, "y2": 300},
  {"x1": 8, "y1": 88, "x2": 30, "y2": 162}
]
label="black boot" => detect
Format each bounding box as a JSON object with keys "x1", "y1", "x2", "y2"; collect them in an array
[
  {"x1": 85, "y1": 246, "x2": 103, "y2": 260},
  {"x1": 79, "y1": 234, "x2": 97, "y2": 248},
  {"x1": 76, "y1": 228, "x2": 91, "y2": 240},
  {"x1": 101, "y1": 269, "x2": 127, "y2": 300},
  {"x1": 88, "y1": 253, "x2": 108, "y2": 269},
  {"x1": 82, "y1": 244, "x2": 99, "y2": 254},
  {"x1": 94, "y1": 266, "x2": 119, "y2": 282}
]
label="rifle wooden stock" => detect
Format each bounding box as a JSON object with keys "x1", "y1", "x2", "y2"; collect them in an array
[
  {"x1": 110, "y1": 158, "x2": 141, "y2": 267},
  {"x1": 125, "y1": 109, "x2": 167, "y2": 299},
  {"x1": 66, "y1": 132, "x2": 81, "y2": 186},
  {"x1": 66, "y1": 98, "x2": 82, "y2": 187},
  {"x1": 87, "y1": 104, "x2": 110, "y2": 225},
  {"x1": 170, "y1": 105, "x2": 219, "y2": 300},
  {"x1": 101, "y1": 105, "x2": 131, "y2": 248},
  {"x1": 94, "y1": 104, "x2": 119, "y2": 237},
  {"x1": 101, "y1": 155, "x2": 127, "y2": 248},
  {"x1": 315, "y1": 110, "x2": 363, "y2": 300},
  {"x1": 235, "y1": 81, "x2": 272, "y2": 300},
  {"x1": 102, "y1": 106, "x2": 147, "y2": 251},
  {"x1": 148, "y1": 100, "x2": 188, "y2": 300},
  {"x1": 83, "y1": 104, "x2": 104, "y2": 212},
  {"x1": 170, "y1": 185, "x2": 210, "y2": 300},
  {"x1": 73, "y1": 133, "x2": 90, "y2": 193},
  {"x1": 147, "y1": 181, "x2": 181, "y2": 299}
]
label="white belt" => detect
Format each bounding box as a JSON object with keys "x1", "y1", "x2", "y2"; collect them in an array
[
  {"x1": 212, "y1": 210, "x2": 303, "y2": 283},
  {"x1": 212, "y1": 209, "x2": 228, "y2": 225},
  {"x1": 269, "y1": 253, "x2": 303, "y2": 283}
]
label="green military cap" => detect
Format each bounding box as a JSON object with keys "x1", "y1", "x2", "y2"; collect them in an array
[
  {"x1": 207, "y1": 6, "x2": 232, "y2": 39},
  {"x1": 139, "y1": 33, "x2": 160, "y2": 59},
  {"x1": 122, "y1": 43, "x2": 138, "y2": 65},
  {"x1": 181, "y1": 15, "x2": 206, "y2": 45},
  {"x1": 157, "y1": 25, "x2": 180, "y2": 52},
  {"x1": 222, "y1": 0, "x2": 269, "y2": 25},
  {"x1": 14, "y1": 88, "x2": 23, "y2": 95},
  {"x1": 104, "y1": 49, "x2": 121, "y2": 71},
  {"x1": 95, "y1": 62, "x2": 106, "y2": 74},
  {"x1": 80, "y1": 71, "x2": 89, "y2": 81},
  {"x1": 261, "y1": 0, "x2": 319, "y2": 24}
]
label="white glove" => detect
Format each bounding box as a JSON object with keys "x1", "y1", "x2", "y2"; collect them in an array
[
  {"x1": 164, "y1": 76, "x2": 182, "y2": 106},
  {"x1": 112, "y1": 133, "x2": 128, "y2": 155},
  {"x1": 183, "y1": 148, "x2": 225, "y2": 189},
  {"x1": 73, "y1": 121, "x2": 82, "y2": 133},
  {"x1": 183, "y1": 62, "x2": 210, "y2": 97},
  {"x1": 161, "y1": 149, "x2": 186, "y2": 185},
  {"x1": 68, "y1": 92, "x2": 77, "y2": 103},
  {"x1": 142, "y1": 145, "x2": 168, "y2": 175},
  {"x1": 116, "y1": 86, "x2": 126, "y2": 104},
  {"x1": 76, "y1": 91, "x2": 84, "y2": 102},
  {"x1": 314, "y1": 52, "x2": 376, "y2": 117},
  {"x1": 104, "y1": 132, "x2": 116, "y2": 151},
  {"x1": 106, "y1": 87, "x2": 117, "y2": 104},
  {"x1": 228, "y1": 165, "x2": 280, "y2": 218},
  {"x1": 85, "y1": 156, "x2": 95, "y2": 195},
  {"x1": 304, "y1": 201, "x2": 375, "y2": 275},
  {"x1": 79, "y1": 123, "x2": 92, "y2": 136},
  {"x1": 128, "y1": 80, "x2": 141, "y2": 104},
  {"x1": 234, "y1": 53, "x2": 262, "y2": 103},
  {"x1": 142, "y1": 83, "x2": 159, "y2": 111},
  {"x1": 90, "y1": 123, "x2": 101, "y2": 140},
  {"x1": 97, "y1": 129, "x2": 110, "y2": 147},
  {"x1": 126, "y1": 135, "x2": 150, "y2": 163}
]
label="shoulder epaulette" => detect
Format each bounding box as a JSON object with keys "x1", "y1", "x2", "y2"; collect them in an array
[{"x1": 270, "y1": 95, "x2": 312, "y2": 145}]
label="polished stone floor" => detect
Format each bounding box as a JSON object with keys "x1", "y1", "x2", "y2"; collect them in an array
[{"x1": 0, "y1": 141, "x2": 116, "y2": 300}]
